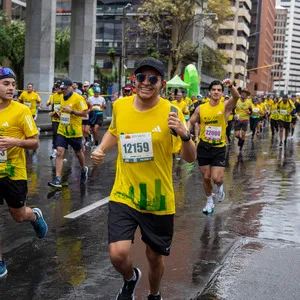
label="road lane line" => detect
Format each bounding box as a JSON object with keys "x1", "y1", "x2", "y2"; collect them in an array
[{"x1": 64, "y1": 196, "x2": 110, "y2": 219}]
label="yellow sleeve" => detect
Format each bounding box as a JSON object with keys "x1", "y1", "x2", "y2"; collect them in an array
[
  {"x1": 47, "y1": 95, "x2": 54, "y2": 105},
  {"x1": 76, "y1": 96, "x2": 88, "y2": 111},
  {"x1": 18, "y1": 92, "x2": 24, "y2": 102},
  {"x1": 20, "y1": 108, "x2": 38, "y2": 137},
  {"x1": 108, "y1": 103, "x2": 117, "y2": 137}
]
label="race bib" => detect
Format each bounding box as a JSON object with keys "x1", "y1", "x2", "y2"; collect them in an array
[
  {"x1": 120, "y1": 133, "x2": 154, "y2": 162},
  {"x1": 25, "y1": 102, "x2": 31, "y2": 108},
  {"x1": 61, "y1": 113, "x2": 70, "y2": 125},
  {"x1": 234, "y1": 114, "x2": 239, "y2": 120},
  {"x1": 253, "y1": 108, "x2": 259, "y2": 113},
  {"x1": 280, "y1": 109, "x2": 287, "y2": 116},
  {"x1": 272, "y1": 110, "x2": 278, "y2": 114},
  {"x1": 0, "y1": 150, "x2": 7, "y2": 163},
  {"x1": 205, "y1": 126, "x2": 222, "y2": 141},
  {"x1": 54, "y1": 104, "x2": 61, "y2": 112}
]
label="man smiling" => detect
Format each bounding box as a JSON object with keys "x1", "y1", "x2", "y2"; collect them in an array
[{"x1": 91, "y1": 58, "x2": 196, "y2": 300}]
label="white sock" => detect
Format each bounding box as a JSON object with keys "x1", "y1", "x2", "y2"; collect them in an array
[
  {"x1": 216, "y1": 184, "x2": 224, "y2": 194},
  {"x1": 127, "y1": 271, "x2": 136, "y2": 282},
  {"x1": 207, "y1": 195, "x2": 213, "y2": 203}
]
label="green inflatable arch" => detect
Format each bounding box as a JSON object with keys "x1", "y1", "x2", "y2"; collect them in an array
[{"x1": 184, "y1": 64, "x2": 199, "y2": 98}]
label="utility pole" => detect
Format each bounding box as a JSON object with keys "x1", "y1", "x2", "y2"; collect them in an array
[
  {"x1": 121, "y1": 3, "x2": 131, "y2": 92},
  {"x1": 231, "y1": 0, "x2": 240, "y2": 82}
]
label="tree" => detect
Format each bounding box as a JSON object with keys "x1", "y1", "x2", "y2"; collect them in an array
[
  {"x1": 137, "y1": 0, "x2": 234, "y2": 79},
  {"x1": 0, "y1": 12, "x2": 26, "y2": 87},
  {"x1": 55, "y1": 27, "x2": 70, "y2": 71}
]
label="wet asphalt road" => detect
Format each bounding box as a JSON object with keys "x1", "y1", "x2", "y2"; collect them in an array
[{"x1": 1, "y1": 125, "x2": 300, "y2": 300}]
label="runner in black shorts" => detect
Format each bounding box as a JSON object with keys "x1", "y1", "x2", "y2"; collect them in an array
[
  {"x1": 0, "y1": 68, "x2": 48, "y2": 278},
  {"x1": 188, "y1": 79, "x2": 239, "y2": 214}
]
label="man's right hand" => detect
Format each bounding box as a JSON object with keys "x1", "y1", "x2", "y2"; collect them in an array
[{"x1": 91, "y1": 148, "x2": 105, "y2": 165}]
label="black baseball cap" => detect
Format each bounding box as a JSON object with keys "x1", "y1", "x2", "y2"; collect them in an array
[
  {"x1": 134, "y1": 57, "x2": 164, "y2": 78},
  {"x1": 60, "y1": 78, "x2": 73, "y2": 89}
]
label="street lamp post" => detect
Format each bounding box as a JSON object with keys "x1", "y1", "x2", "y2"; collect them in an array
[
  {"x1": 195, "y1": 5, "x2": 218, "y2": 94},
  {"x1": 243, "y1": 31, "x2": 260, "y2": 88},
  {"x1": 121, "y1": 3, "x2": 132, "y2": 92}
]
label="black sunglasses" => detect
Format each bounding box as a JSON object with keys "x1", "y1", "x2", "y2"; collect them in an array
[{"x1": 135, "y1": 73, "x2": 159, "y2": 85}]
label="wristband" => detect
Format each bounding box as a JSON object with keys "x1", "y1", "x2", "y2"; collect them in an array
[
  {"x1": 181, "y1": 131, "x2": 191, "y2": 142},
  {"x1": 70, "y1": 110, "x2": 75, "y2": 115},
  {"x1": 228, "y1": 85, "x2": 233, "y2": 89}
]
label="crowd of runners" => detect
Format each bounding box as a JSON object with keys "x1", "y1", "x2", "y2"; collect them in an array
[{"x1": 1, "y1": 57, "x2": 299, "y2": 300}]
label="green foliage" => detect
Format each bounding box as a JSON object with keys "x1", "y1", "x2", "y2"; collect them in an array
[
  {"x1": 55, "y1": 27, "x2": 70, "y2": 71},
  {"x1": 94, "y1": 65, "x2": 117, "y2": 94},
  {"x1": 0, "y1": 12, "x2": 26, "y2": 87},
  {"x1": 202, "y1": 47, "x2": 229, "y2": 78},
  {"x1": 107, "y1": 48, "x2": 117, "y2": 68},
  {"x1": 146, "y1": 44, "x2": 160, "y2": 59}
]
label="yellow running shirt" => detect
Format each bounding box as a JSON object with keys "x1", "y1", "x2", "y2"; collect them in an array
[
  {"x1": 235, "y1": 98, "x2": 252, "y2": 121},
  {"x1": 199, "y1": 101, "x2": 226, "y2": 147},
  {"x1": 0, "y1": 101, "x2": 38, "y2": 180},
  {"x1": 251, "y1": 104, "x2": 262, "y2": 118},
  {"x1": 270, "y1": 102, "x2": 279, "y2": 120},
  {"x1": 277, "y1": 100, "x2": 295, "y2": 123},
  {"x1": 108, "y1": 96, "x2": 184, "y2": 215},
  {"x1": 48, "y1": 93, "x2": 64, "y2": 123},
  {"x1": 57, "y1": 92, "x2": 88, "y2": 138},
  {"x1": 18, "y1": 91, "x2": 41, "y2": 116}
]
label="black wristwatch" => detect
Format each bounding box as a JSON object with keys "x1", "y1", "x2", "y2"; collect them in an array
[
  {"x1": 228, "y1": 85, "x2": 233, "y2": 89},
  {"x1": 181, "y1": 131, "x2": 191, "y2": 142},
  {"x1": 70, "y1": 110, "x2": 75, "y2": 115}
]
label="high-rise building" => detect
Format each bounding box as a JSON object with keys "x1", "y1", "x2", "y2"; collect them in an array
[
  {"x1": 272, "y1": 5, "x2": 288, "y2": 93},
  {"x1": 1, "y1": 0, "x2": 26, "y2": 20},
  {"x1": 277, "y1": 0, "x2": 300, "y2": 93},
  {"x1": 247, "y1": 0, "x2": 276, "y2": 95},
  {"x1": 217, "y1": 0, "x2": 252, "y2": 88}
]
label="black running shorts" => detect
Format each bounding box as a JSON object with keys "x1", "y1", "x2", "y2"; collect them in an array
[
  {"x1": 197, "y1": 140, "x2": 226, "y2": 167},
  {"x1": 56, "y1": 134, "x2": 82, "y2": 152},
  {"x1": 0, "y1": 177, "x2": 27, "y2": 208},
  {"x1": 234, "y1": 120, "x2": 248, "y2": 132},
  {"x1": 108, "y1": 201, "x2": 174, "y2": 256},
  {"x1": 279, "y1": 120, "x2": 290, "y2": 130}
]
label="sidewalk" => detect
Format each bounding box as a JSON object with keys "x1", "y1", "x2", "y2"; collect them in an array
[{"x1": 197, "y1": 238, "x2": 300, "y2": 300}]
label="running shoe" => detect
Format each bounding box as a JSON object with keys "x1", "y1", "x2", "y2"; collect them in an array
[
  {"x1": 116, "y1": 268, "x2": 142, "y2": 300},
  {"x1": 50, "y1": 149, "x2": 57, "y2": 159},
  {"x1": 202, "y1": 202, "x2": 214, "y2": 214},
  {"x1": 48, "y1": 177, "x2": 62, "y2": 188},
  {"x1": 31, "y1": 208, "x2": 48, "y2": 239},
  {"x1": 0, "y1": 259, "x2": 7, "y2": 278},
  {"x1": 148, "y1": 294, "x2": 163, "y2": 300},
  {"x1": 80, "y1": 166, "x2": 88, "y2": 184},
  {"x1": 216, "y1": 191, "x2": 225, "y2": 202}
]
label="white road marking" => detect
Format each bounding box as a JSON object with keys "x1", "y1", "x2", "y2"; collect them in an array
[{"x1": 64, "y1": 196, "x2": 110, "y2": 219}]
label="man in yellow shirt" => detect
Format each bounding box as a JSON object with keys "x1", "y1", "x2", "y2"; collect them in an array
[
  {"x1": 172, "y1": 92, "x2": 189, "y2": 120},
  {"x1": 48, "y1": 78, "x2": 89, "y2": 188},
  {"x1": 18, "y1": 83, "x2": 41, "y2": 119},
  {"x1": 46, "y1": 84, "x2": 64, "y2": 159},
  {"x1": 0, "y1": 68, "x2": 48, "y2": 278},
  {"x1": 234, "y1": 88, "x2": 252, "y2": 151},
  {"x1": 277, "y1": 94, "x2": 295, "y2": 147},
  {"x1": 188, "y1": 79, "x2": 239, "y2": 215},
  {"x1": 91, "y1": 58, "x2": 196, "y2": 300}
]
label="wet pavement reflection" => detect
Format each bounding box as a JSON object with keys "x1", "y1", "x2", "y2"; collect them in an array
[{"x1": 1, "y1": 126, "x2": 300, "y2": 299}]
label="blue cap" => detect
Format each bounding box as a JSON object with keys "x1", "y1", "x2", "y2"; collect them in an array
[{"x1": 94, "y1": 87, "x2": 101, "y2": 93}]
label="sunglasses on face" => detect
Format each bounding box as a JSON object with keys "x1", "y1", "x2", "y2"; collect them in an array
[
  {"x1": 0, "y1": 68, "x2": 16, "y2": 79},
  {"x1": 135, "y1": 73, "x2": 159, "y2": 85}
]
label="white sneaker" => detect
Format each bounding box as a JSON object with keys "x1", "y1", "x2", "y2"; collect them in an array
[
  {"x1": 202, "y1": 202, "x2": 214, "y2": 214},
  {"x1": 216, "y1": 191, "x2": 225, "y2": 202},
  {"x1": 50, "y1": 149, "x2": 57, "y2": 159}
]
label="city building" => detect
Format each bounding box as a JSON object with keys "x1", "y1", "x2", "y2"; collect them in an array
[
  {"x1": 217, "y1": 0, "x2": 252, "y2": 88},
  {"x1": 247, "y1": 0, "x2": 276, "y2": 95},
  {"x1": 272, "y1": 5, "x2": 288, "y2": 93},
  {"x1": 1, "y1": 0, "x2": 26, "y2": 20},
  {"x1": 276, "y1": 0, "x2": 300, "y2": 93}
]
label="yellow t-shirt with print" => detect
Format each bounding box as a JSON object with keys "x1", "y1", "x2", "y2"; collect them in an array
[
  {"x1": 270, "y1": 102, "x2": 279, "y2": 120},
  {"x1": 277, "y1": 100, "x2": 295, "y2": 123},
  {"x1": 235, "y1": 98, "x2": 252, "y2": 121},
  {"x1": 251, "y1": 104, "x2": 262, "y2": 118},
  {"x1": 108, "y1": 96, "x2": 184, "y2": 215},
  {"x1": 199, "y1": 101, "x2": 226, "y2": 147},
  {"x1": 57, "y1": 92, "x2": 88, "y2": 138},
  {"x1": 18, "y1": 91, "x2": 41, "y2": 116},
  {"x1": 0, "y1": 101, "x2": 38, "y2": 180},
  {"x1": 48, "y1": 93, "x2": 64, "y2": 123}
]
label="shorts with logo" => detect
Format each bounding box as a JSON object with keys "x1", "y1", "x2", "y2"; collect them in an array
[
  {"x1": 197, "y1": 140, "x2": 226, "y2": 167},
  {"x1": 279, "y1": 120, "x2": 291, "y2": 130},
  {"x1": 234, "y1": 120, "x2": 248, "y2": 132},
  {"x1": 56, "y1": 134, "x2": 82, "y2": 152},
  {"x1": 0, "y1": 177, "x2": 27, "y2": 208},
  {"x1": 108, "y1": 201, "x2": 174, "y2": 256}
]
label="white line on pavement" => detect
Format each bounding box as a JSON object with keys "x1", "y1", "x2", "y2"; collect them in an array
[{"x1": 64, "y1": 196, "x2": 110, "y2": 219}]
